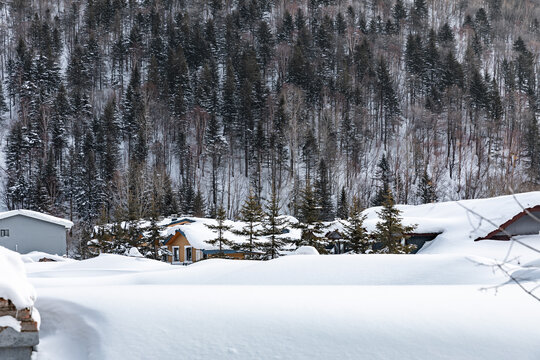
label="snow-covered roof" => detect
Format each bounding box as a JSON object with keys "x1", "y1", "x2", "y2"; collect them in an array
[
  {"x1": 0, "y1": 209, "x2": 74, "y2": 229},
  {"x1": 161, "y1": 216, "x2": 299, "y2": 251},
  {"x1": 362, "y1": 191, "x2": 540, "y2": 256}
]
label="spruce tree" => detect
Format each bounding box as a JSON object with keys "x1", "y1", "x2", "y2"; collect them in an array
[
  {"x1": 260, "y1": 184, "x2": 288, "y2": 259},
  {"x1": 234, "y1": 190, "x2": 265, "y2": 258},
  {"x1": 205, "y1": 206, "x2": 233, "y2": 257},
  {"x1": 417, "y1": 170, "x2": 437, "y2": 204},
  {"x1": 372, "y1": 190, "x2": 417, "y2": 254},
  {"x1": 145, "y1": 203, "x2": 165, "y2": 260},
  {"x1": 392, "y1": 0, "x2": 407, "y2": 28},
  {"x1": 193, "y1": 189, "x2": 206, "y2": 217},
  {"x1": 341, "y1": 198, "x2": 371, "y2": 253},
  {"x1": 336, "y1": 187, "x2": 349, "y2": 220},
  {"x1": 372, "y1": 154, "x2": 392, "y2": 206},
  {"x1": 315, "y1": 159, "x2": 334, "y2": 221},
  {"x1": 296, "y1": 180, "x2": 328, "y2": 253}
]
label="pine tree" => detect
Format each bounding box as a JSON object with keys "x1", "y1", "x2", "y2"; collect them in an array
[
  {"x1": 417, "y1": 170, "x2": 437, "y2": 204},
  {"x1": 234, "y1": 190, "x2": 265, "y2": 258},
  {"x1": 205, "y1": 206, "x2": 233, "y2": 257},
  {"x1": 438, "y1": 23, "x2": 455, "y2": 49},
  {"x1": 277, "y1": 10, "x2": 294, "y2": 43},
  {"x1": 296, "y1": 180, "x2": 328, "y2": 253},
  {"x1": 469, "y1": 68, "x2": 488, "y2": 111},
  {"x1": 5, "y1": 121, "x2": 30, "y2": 209},
  {"x1": 341, "y1": 198, "x2": 372, "y2": 253},
  {"x1": 256, "y1": 20, "x2": 274, "y2": 71},
  {"x1": 123, "y1": 65, "x2": 145, "y2": 160},
  {"x1": 315, "y1": 159, "x2": 334, "y2": 221},
  {"x1": 336, "y1": 187, "x2": 349, "y2": 220},
  {"x1": 372, "y1": 190, "x2": 417, "y2": 254},
  {"x1": 392, "y1": 0, "x2": 407, "y2": 29},
  {"x1": 205, "y1": 114, "x2": 227, "y2": 214},
  {"x1": 410, "y1": 0, "x2": 428, "y2": 30},
  {"x1": 260, "y1": 184, "x2": 289, "y2": 259},
  {"x1": 193, "y1": 189, "x2": 206, "y2": 217},
  {"x1": 145, "y1": 201, "x2": 165, "y2": 260},
  {"x1": 524, "y1": 116, "x2": 540, "y2": 182},
  {"x1": 372, "y1": 154, "x2": 392, "y2": 206},
  {"x1": 376, "y1": 57, "x2": 400, "y2": 147},
  {"x1": 222, "y1": 58, "x2": 237, "y2": 140}
]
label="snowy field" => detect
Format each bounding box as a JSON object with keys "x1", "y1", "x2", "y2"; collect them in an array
[{"x1": 21, "y1": 247, "x2": 540, "y2": 360}]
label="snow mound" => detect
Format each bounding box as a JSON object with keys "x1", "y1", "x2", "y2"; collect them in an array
[
  {"x1": 293, "y1": 246, "x2": 319, "y2": 255},
  {"x1": 0, "y1": 246, "x2": 36, "y2": 309},
  {"x1": 28, "y1": 253, "x2": 510, "y2": 287},
  {"x1": 125, "y1": 247, "x2": 143, "y2": 258},
  {"x1": 29, "y1": 254, "x2": 172, "y2": 278},
  {"x1": 21, "y1": 252, "x2": 74, "y2": 263}
]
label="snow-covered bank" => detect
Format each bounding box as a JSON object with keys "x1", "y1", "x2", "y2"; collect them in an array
[
  {"x1": 26, "y1": 253, "x2": 540, "y2": 360},
  {"x1": 34, "y1": 283, "x2": 540, "y2": 360}
]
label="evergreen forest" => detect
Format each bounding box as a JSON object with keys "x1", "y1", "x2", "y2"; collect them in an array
[{"x1": 1, "y1": 0, "x2": 539, "y2": 251}]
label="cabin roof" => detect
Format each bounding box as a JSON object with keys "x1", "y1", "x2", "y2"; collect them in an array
[
  {"x1": 0, "y1": 209, "x2": 74, "y2": 229},
  {"x1": 478, "y1": 205, "x2": 540, "y2": 240}
]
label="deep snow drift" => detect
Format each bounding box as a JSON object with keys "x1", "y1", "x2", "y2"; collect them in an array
[
  {"x1": 364, "y1": 191, "x2": 540, "y2": 262},
  {"x1": 24, "y1": 250, "x2": 540, "y2": 360}
]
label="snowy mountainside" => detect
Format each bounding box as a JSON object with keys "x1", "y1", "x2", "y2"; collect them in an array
[{"x1": 0, "y1": 0, "x2": 538, "y2": 252}]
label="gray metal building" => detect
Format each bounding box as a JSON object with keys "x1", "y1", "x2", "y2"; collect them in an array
[{"x1": 0, "y1": 210, "x2": 73, "y2": 255}]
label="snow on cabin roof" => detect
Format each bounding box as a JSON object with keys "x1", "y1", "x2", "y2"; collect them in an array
[
  {"x1": 161, "y1": 216, "x2": 300, "y2": 251},
  {"x1": 361, "y1": 191, "x2": 540, "y2": 253},
  {"x1": 0, "y1": 209, "x2": 74, "y2": 229}
]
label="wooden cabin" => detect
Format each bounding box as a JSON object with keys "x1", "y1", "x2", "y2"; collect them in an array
[
  {"x1": 162, "y1": 218, "x2": 248, "y2": 265},
  {"x1": 163, "y1": 228, "x2": 204, "y2": 264}
]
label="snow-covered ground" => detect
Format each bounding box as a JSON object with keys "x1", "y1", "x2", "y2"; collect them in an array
[
  {"x1": 23, "y1": 248, "x2": 540, "y2": 360},
  {"x1": 6, "y1": 191, "x2": 539, "y2": 359}
]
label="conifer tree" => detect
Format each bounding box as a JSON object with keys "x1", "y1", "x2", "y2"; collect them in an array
[
  {"x1": 193, "y1": 189, "x2": 206, "y2": 217},
  {"x1": 341, "y1": 197, "x2": 371, "y2": 253},
  {"x1": 376, "y1": 57, "x2": 400, "y2": 147},
  {"x1": 205, "y1": 206, "x2": 233, "y2": 257},
  {"x1": 260, "y1": 184, "x2": 289, "y2": 259},
  {"x1": 392, "y1": 0, "x2": 407, "y2": 29},
  {"x1": 123, "y1": 65, "x2": 145, "y2": 158},
  {"x1": 417, "y1": 170, "x2": 437, "y2": 204},
  {"x1": 372, "y1": 154, "x2": 392, "y2": 206},
  {"x1": 234, "y1": 190, "x2": 265, "y2": 258},
  {"x1": 296, "y1": 180, "x2": 328, "y2": 253},
  {"x1": 145, "y1": 201, "x2": 165, "y2": 260},
  {"x1": 372, "y1": 190, "x2": 417, "y2": 254},
  {"x1": 336, "y1": 187, "x2": 349, "y2": 220},
  {"x1": 315, "y1": 159, "x2": 334, "y2": 221}
]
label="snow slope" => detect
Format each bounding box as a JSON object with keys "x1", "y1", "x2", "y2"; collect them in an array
[
  {"x1": 363, "y1": 192, "x2": 540, "y2": 262},
  {"x1": 26, "y1": 252, "x2": 540, "y2": 360}
]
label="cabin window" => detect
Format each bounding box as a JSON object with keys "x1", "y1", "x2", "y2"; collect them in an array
[
  {"x1": 185, "y1": 246, "x2": 192, "y2": 262},
  {"x1": 196, "y1": 250, "x2": 202, "y2": 261},
  {"x1": 0, "y1": 229, "x2": 9, "y2": 237},
  {"x1": 172, "y1": 247, "x2": 180, "y2": 262}
]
